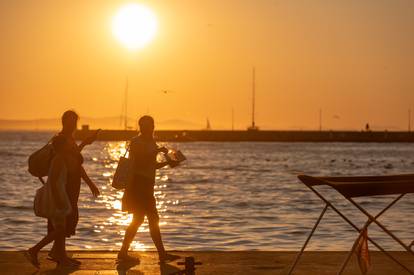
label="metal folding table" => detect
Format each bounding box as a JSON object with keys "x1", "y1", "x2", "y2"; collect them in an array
[{"x1": 288, "y1": 174, "x2": 414, "y2": 274}]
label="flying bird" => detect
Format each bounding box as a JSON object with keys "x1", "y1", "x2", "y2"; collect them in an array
[{"x1": 158, "y1": 90, "x2": 175, "y2": 94}]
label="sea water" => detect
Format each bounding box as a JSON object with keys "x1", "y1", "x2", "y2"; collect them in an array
[{"x1": 0, "y1": 131, "x2": 412, "y2": 251}]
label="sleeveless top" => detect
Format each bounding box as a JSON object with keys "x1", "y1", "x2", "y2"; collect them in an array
[{"x1": 130, "y1": 135, "x2": 158, "y2": 181}]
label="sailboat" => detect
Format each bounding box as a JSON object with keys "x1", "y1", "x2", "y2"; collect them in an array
[
  {"x1": 206, "y1": 118, "x2": 211, "y2": 130},
  {"x1": 247, "y1": 67, "x2": 259, "y2": 131},
  {"x1": 119, "y1": 77, "x2": 134, "y2": 130}
]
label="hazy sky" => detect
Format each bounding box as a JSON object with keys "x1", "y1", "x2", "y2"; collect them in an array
[{"x1": 1, "y1": 0, "x2": 414, "y2": 130}]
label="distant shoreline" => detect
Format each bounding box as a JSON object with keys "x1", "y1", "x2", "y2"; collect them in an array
[{"x1": 2, "y1": 129, "x2": 414, "y2": 142}]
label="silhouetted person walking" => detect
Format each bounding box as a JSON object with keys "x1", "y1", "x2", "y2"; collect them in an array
[
  {"x1": 118, "y1": 115, "x2": 179, "y2": 263},
  {"x1": 49, "y1": 111, "x2": 100, "y2": 239},
  {"x1": 27, "y1": 110, "x2": 100, "y2": 268},
  {"x1": 27, "y1": 136, "x2": 73, "y2": 267}
]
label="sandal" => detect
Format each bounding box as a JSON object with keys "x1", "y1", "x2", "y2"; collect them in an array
[
  {"x1": 117, "y1": 253, "x2": 139, "y2": 263},
  {"x1": 159, "y1": 253, "x2": 180, "y2": 263},
  {"x1": 48, "y1": 253, "x2": 81, "y2": 265},
  {"x1": 57, "y1": 257, "x2": 79, "y2": 268},
  {"x1": 24, "y1": 249, "x2": 40, "y2": 269}
]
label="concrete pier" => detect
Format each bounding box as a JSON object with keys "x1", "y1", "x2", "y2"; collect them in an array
[
  {"x1": 1, "y1": 251, "x2": 412, "y2": 274},
  {"x1": 74, "y1": 128, "x2": 414, "y2": 142}
]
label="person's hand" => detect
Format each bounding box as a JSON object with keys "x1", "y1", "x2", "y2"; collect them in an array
[
  {"x1": 83, "y1": 129, "x2": 100, "y2": 146},
  {"x1": 89, "y1": 183, "x2": 100, "y2": 197},
  {"x1": 158, "y1": 146, "x2": 169, "y2": 154}
]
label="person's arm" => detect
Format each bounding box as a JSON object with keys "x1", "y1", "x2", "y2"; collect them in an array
[
  {"x1": 81, "y1": 166, "x2": 100, "y2": 197},
  {"x1": 157, "y1": 146, "x2": 169, "y2": 154},
  {"x1": 49, "y1": 157, "x2": 66, "y2": 209},
  {"x1": 156, "y1": 161, "x2": 169, "y2": 169},
  {"x1": 78, "y1": 143, "x2": 86, "y2": 152},
  {"x1": 155, "y1": 149, "x2": 179, "y2": 169},
  {"x1": 78, "y1": 129, "x2": 101, "y2": 152}
]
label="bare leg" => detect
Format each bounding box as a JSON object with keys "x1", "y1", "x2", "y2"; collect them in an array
[
  {"x1": 147, "y1": 214, "x2": 166, "y2": 257},
  {"x1": 118, "y1": 213, "x2": 145, "y2": 258},
  {"x1": 148, "y1": 213, "x2": 179, "y2": 262},
  {"x1": 52, "y1": 224, "x2": 78, "y2": 267},
  {"x1": 49, "y1": 242, "x2": 56, "y2": 258},
  {"x1": 27, "y1": 232, "x2": 56, "y2": 267},
  {"x1": 48, "y1": 235, "x2": 80, "y2": 265},
  {"x1": 52, "y1": 223, "x2": 67, "y2": 260},
  {"x1": 47, "y1": 219, "x2": 62, "y2": 258},
  {"x1": 30, "y1": 233, "x2": 55, "y2": 255},
  {"x1": 27, "y1": 223, "x2": 68, "y2": 267}
]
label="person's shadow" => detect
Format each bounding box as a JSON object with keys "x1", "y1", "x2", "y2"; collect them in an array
[
  {"x1": 32, "y1": 264, "x2": 80, "y2": 275},
  {"x1": 116, "y1": 258, "x2": 142, "y2": 275},
  {"x1": 117, "y1": 260, "x2": 182, "y2": 275},
  {"x1": 159, "y1": 263, "x2": 182, "y2": 275}
]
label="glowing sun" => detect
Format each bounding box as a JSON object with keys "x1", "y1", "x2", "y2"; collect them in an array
[{"x1": 112, "y1": 3, "x2": 158, "y2": 50}]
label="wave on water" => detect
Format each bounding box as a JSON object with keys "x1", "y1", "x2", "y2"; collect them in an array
[
  {"x1": 0, "y1": 150, "x2": 28, "y2": 157},
  {"x1": 0, "y1": 202, "x2": 33, "y2": 211}
]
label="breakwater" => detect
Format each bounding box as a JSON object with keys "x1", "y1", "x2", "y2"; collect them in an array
[{"x1": 74, "y1": 128, "x2": 414, "y2": 142}]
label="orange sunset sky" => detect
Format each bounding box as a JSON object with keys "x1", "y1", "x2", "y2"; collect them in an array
[{"x1": 0, "y1": 0, "x2": 414, "y2": 130}]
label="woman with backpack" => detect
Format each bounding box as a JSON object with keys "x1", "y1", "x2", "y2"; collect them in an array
[
  {"x1": 26, "y1": 110, "x2": 100, "y2": 268},
  {"x1": 26, "y1": 135, "x2": 74, "y2": 267}
]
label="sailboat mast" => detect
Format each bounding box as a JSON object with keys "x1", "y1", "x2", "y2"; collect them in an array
[
  {"x1": 319, "y1": 108, "x2": 322, "y2": 131},
  {"x1": 124, "y1": 77, "x2": 128, "y2": 130},
  {"x1": 252, "y1": 67, "x2": 255, "y2": 128},
  {"x1": 232, "y1": 108, "x2": 234, "y2": 131}
]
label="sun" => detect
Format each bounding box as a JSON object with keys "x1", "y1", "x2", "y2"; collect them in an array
[{"x1": 112, "y1": 3, "x2": 158, "y2": 50}]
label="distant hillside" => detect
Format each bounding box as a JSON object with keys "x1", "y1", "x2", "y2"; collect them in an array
[
  {"x1": 0, "y1": 118, "x2": 61, "y2": 130},
  {"x1": 0, "y1": 117, "x2": 204, "y2": 130}
]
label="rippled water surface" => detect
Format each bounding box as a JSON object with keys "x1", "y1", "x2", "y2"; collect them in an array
[{"x1": 0, "y1": 131, "x2": 413, "y2": 251}]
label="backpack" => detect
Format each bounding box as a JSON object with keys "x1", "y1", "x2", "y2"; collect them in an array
[{"x1": 28, "y1": 138, "x2": 55, "y2": 183}]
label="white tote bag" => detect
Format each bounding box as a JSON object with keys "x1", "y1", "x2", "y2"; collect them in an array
[
  {"x1": 34, "y1": 185, "x2": 52, "y2": 218},
  {"x1": 33, "y1": 164, "x2": 71, "y2": 218},
  {"x1": 112, "y1": 143, "x2": 132, "y2": 190}
]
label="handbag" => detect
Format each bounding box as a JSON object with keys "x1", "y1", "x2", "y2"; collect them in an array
[
  {"x1": 33, "y1": 162, "x2": 71, "y2": 218},
  {"x1": 34, "y1": 186, "x2": 50, "y2": 218},
  {"x1": 112, "y1": 142, "x2": 132, "y2": 190}
]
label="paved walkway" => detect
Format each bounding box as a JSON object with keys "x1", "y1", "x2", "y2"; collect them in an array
[{"x1": 0, "y1": 251, "x2": 412, "y2": 274}]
